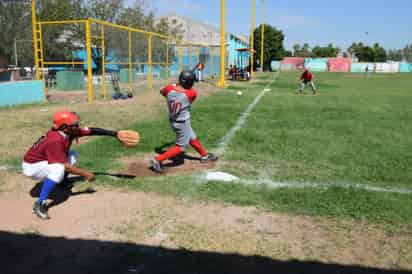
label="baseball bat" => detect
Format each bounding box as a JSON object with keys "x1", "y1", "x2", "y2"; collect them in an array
[{"x1": 94, "y1": 172, "x2": 136, "y2": 179}]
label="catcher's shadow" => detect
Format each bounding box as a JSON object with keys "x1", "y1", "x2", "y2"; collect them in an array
[
  {"x1": 154, "y1": 142, "x2": 202, "y2": 168},
  {"x1": 29, "y1": 176, "x2": 96, "y2": 209}
]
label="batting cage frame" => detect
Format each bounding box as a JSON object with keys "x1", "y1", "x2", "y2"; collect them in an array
[{"x1": 32, "y1": 15, "x2": 224, "y2": 103}]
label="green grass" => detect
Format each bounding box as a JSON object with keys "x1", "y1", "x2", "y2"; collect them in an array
[
  {"x1": 23, "y1": 72, "x2": 412, "y2": 229},
  {"x1": 226, "y1": 72, "x2": 412, "y2": 188}
]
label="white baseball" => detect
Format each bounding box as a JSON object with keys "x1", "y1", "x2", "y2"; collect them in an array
[{"x1": 237, "y1": 91, "x2": 243, "y2": 96}]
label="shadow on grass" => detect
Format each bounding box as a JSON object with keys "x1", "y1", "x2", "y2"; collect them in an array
[
  {"x1": 1, "y1": 230, "x2": 410, "y2": 274},
  {"x1": 29, "y1": 176, "x2": 96, "y2": 209}
]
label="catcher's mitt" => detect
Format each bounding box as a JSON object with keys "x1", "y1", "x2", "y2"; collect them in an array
[{"x1": 117, "y1": 130, "x2": 140, "y2": 147}]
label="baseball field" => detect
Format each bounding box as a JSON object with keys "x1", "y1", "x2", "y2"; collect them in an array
[{"x1": 1, "y1": 72, "x2": 412, "y2": 273}]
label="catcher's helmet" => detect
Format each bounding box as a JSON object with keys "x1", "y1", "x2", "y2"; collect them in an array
[
  {"x1": 178, "y1": 70, "x2": 195, "y2": 89},
  {"x1": 52, "y1": 111, "x2": 80, "y2": 130}
]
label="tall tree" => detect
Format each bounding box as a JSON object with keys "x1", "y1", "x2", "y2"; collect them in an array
[
  {"x1": 0, "y1": 0, "x2": 184, "y2": 67},
  {"x1": 0, "y1": 0, "x2": 33, "y2": 66},
  {"x1": 292, "y1": 44, "x2": 300, "y2": 57},
  {"x1": 348, "y1": 42, "x2": 387, "y2": 62},
  {"x1": 253, "y1": 24, "x2": 286, "y2": 71},
  {"x1": 311, "y1": 44, "x2": 340, "y2": 57},
  {"x1": 402, "y1": 44, "x2": 412, "y2": 62}
]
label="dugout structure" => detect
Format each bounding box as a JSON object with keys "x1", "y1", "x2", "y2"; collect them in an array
[{"x1": 33, "y1": 17, "x2": 223, "y2": 103}]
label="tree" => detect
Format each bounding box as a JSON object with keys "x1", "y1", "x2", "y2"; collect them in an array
[
  {"x1": 0, "y1": 0, "x2": 184, "y2": 68},
  {"x1": 387, "y1": 49, "x2": 403, "y2": 61},
  {"x1": 312, "y1": 44, "x2": 340, "y2": 57},
  {"x1": 292, "y1": 44, "x2": 300, "y2": 57},
  {"x1": 348, "y1": 42, "x2": 387, "y2": 62},
  {"x1": 292, "y1": 43, "x2": 339, "y2": 58},
  {"x1": 402, "y1": 44, "x2": 412, "y2": 62},
  {"x1": 253, "y1": 24, "x2": 287, "y2": 71},
  {"x1": 0, "y1": 0, "x2": 33, "y2": 66}
]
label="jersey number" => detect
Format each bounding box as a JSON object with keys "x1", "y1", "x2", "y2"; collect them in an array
[{"x1": 169, "y1": 101, "x2": 182, "y2": 115}]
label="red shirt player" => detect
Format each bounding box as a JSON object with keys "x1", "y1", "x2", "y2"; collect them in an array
[
  {"x1": 149, "y1": 70, "x2": 217, "y2": 173},
  {"x1": 299, "y1": 69, "x2": 317, "y2": 95},
  {"x1": 23, "y1": 111, "x2": 124, "y2": 219}
]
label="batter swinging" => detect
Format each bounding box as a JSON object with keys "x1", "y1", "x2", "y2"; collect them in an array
[{"x1": 150, "y1": 70, "x2": 218, "y2": 173}]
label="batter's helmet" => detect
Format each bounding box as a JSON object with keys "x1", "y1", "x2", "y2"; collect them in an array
[
  {"x1": 52, "y1": 111, "x2": 80, "y2": 130},
  {"x1": 178, "y1": 70, "x2": 195, "y2": 89}
]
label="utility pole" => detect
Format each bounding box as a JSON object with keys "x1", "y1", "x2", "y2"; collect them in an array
[
  {"x1": 218, "y1": 0, "x2": 226, "y2": 87},
  {"x1": 260, "y1": 0, "x2": 265, "y2": 72},
  {"x1": 250, "y1": 0, "x2": 255, "y2": 79}
]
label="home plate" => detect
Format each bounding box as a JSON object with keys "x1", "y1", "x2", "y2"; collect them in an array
[
  {"x1": 264, "y1": 88, "x2": 271, "y2": 92},
  {"x1": 206, "y1": 171, "x2": 240, "y2": 182}
]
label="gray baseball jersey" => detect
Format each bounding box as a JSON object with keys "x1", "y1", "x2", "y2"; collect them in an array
[{"x1": 161, "y1": 85, "x2": 198, "y2": 147}]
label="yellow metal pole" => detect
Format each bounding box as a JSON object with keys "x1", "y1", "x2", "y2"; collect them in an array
[
  {"x1": 197, "y1": 47, "x2": 201, "y2": 66},
  {"x1": 128, "y1": 31, "x2": 133, "y2": 93},
  {"x1": 260, "y1": 0, "x2": 265, "y2": 72},
  {"x1": 166, "y1": 40, "x2": 169, "y2": 81},
  {"x1": 85, "y1": 19, "x2": 93, "y2": 103},
  {"x1": 147, "y1": 34, "x2": 153, "y2": 89},
  {"x1": 38, "y1": 23, "x2": 45, "y2": 88},
  {"x1": 250, "y1": 0, "x2": 255, "y2": 79},
  {"x1": 218, "y1": 0, "x2": 226, "y2": 87},
  {"x1": 31, "y1": 0, "x2": 40, "y2": 80},
  {"x1": 178, "y1": 46, "x2": 183, "y2": 73},
  {"x1": 101, "y1": 24, "x2": 106, "y2": 99}
]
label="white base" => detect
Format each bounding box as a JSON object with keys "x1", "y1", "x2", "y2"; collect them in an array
[{"x1": 206, "y1": 171, "x2": 240, "y2": 182}]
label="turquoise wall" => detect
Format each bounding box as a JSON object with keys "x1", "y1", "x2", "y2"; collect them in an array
[
  {"x1": 304, "y1": 58, "x2": 328, "y2": 72},
  {"x1": 227, "y1": 34, "x2": 250, "y2": 68},
  {"x1": 351, "y1": 63, "x2": 375, "y2": 73},
  {"x1": 400, "y1": 63, "x2": 412, "y2": 73},
  {"x1": 270, "y1": 61, "x2": 281, "y2": 71},
  {"x1": 0, "y1": 81, "x2": 44, "y2": 107}
]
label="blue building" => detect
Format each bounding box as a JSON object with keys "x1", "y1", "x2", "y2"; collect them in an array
[{"x1": 157, "y1": 13, "x2": 250, "y2": 70}]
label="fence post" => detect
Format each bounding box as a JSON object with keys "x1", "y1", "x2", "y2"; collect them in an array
[
  {"x1": 148, "y1": 34, "x2": 153, "y2": 89},
  {"x1": 85, "y1": 18, "x2": 93, "y2": 103},
  {"x1": 166, "y1": 40, "x2": 169, "y2": 81},
  {"x1": 101, "y1": 24, "x2": 106, "y2": 99},
  {"x1": 128, "y1": 31, "x2": 134, "y2": 93},
  {"x1": 218, "y1": 0, "x2": 226, "y2": 87}
]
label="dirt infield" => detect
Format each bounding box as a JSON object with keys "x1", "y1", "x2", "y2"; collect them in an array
[
  {"x1": 1, "y1": 77, "x2": 411, "y2": 273},
  {"x1": 124, "y1": 154, "x2": 217, "y2": 177}
]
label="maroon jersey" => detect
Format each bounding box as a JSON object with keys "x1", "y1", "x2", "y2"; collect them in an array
[
  {"x1": 24, "y1": 128, "x2": 91, "y2": 164},
  {"x1": 161, "y1": 85, "x2": 197, "y2": 122},
  {"x1": 301, "y1": 71, "x2": 313, "y2": 81}
]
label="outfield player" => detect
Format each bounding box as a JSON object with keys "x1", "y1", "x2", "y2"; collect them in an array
[
  {"x1": 299, "y1": 68, "x2": 317, "y2": 95},
  {"x1": 23, "y1": 111, "x2": 125, "y2": 219},
  {"x1": 150, "y1": 70, "x2": 218, "y2": 173}
]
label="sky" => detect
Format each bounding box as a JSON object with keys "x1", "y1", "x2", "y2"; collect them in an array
[{"x1": 136, "y1": 0, "x2": 412, "y2": 51}]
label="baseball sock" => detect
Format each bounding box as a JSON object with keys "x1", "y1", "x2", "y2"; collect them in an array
[
  {"x1": 156, "y1": 146, "x2": 183, "y2": 162},
  {"x1": 190, "y1": 139, "x2": 208, "y2": 157},
  {"x1": 39, "y1": 177, "x2": 57, "y2": 203}
]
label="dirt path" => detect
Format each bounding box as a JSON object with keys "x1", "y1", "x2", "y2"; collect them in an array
[
  {"x1": 1, "y1": 80, "x2": 411, "y2": 273},
  {"x1": 1, "y1": 173, "x2": 411, "y2": 273}
]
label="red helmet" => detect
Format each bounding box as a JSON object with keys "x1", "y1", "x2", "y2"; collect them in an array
[{"x1": 52, "y1": 111, "x2": 80, "y2": 129}]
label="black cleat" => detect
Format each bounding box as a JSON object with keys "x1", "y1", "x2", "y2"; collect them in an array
[
  {"x1": 200, "y1": 153, "x2": 218, "y2": 163},
  {"x1": 32, "y1": 200, "x2": 49, "y2": 220},
  {"x1": 150, "y1": 158, "x2": 164, "y2": 173}
]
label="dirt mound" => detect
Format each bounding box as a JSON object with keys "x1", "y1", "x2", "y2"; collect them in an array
[{"x1": 125, "y1": 154, "x2": 217, "y2": 177}]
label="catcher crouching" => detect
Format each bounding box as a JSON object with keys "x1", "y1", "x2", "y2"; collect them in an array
[{"x1": 22, "y1": 111, "x2": 139, "y2": 220}]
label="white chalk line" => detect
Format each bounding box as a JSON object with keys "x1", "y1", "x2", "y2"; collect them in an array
[
  {"x1": 238, "y1": 178, "x2": 412, "y2": 195},
  {"x1": 206, "y1": 73, "x2": 412, "y2": 195},
  {"x1": 213, "y1": 74, "x2": 278, "y2": 156}
]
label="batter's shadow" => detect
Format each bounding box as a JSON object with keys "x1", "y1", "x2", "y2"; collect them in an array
[
  {"x1": 29, "y1": 176, "x2": 96, "y2": 209},
  {"x1": 154, "y1": 142, "x2": 202, "y2": 168}
]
